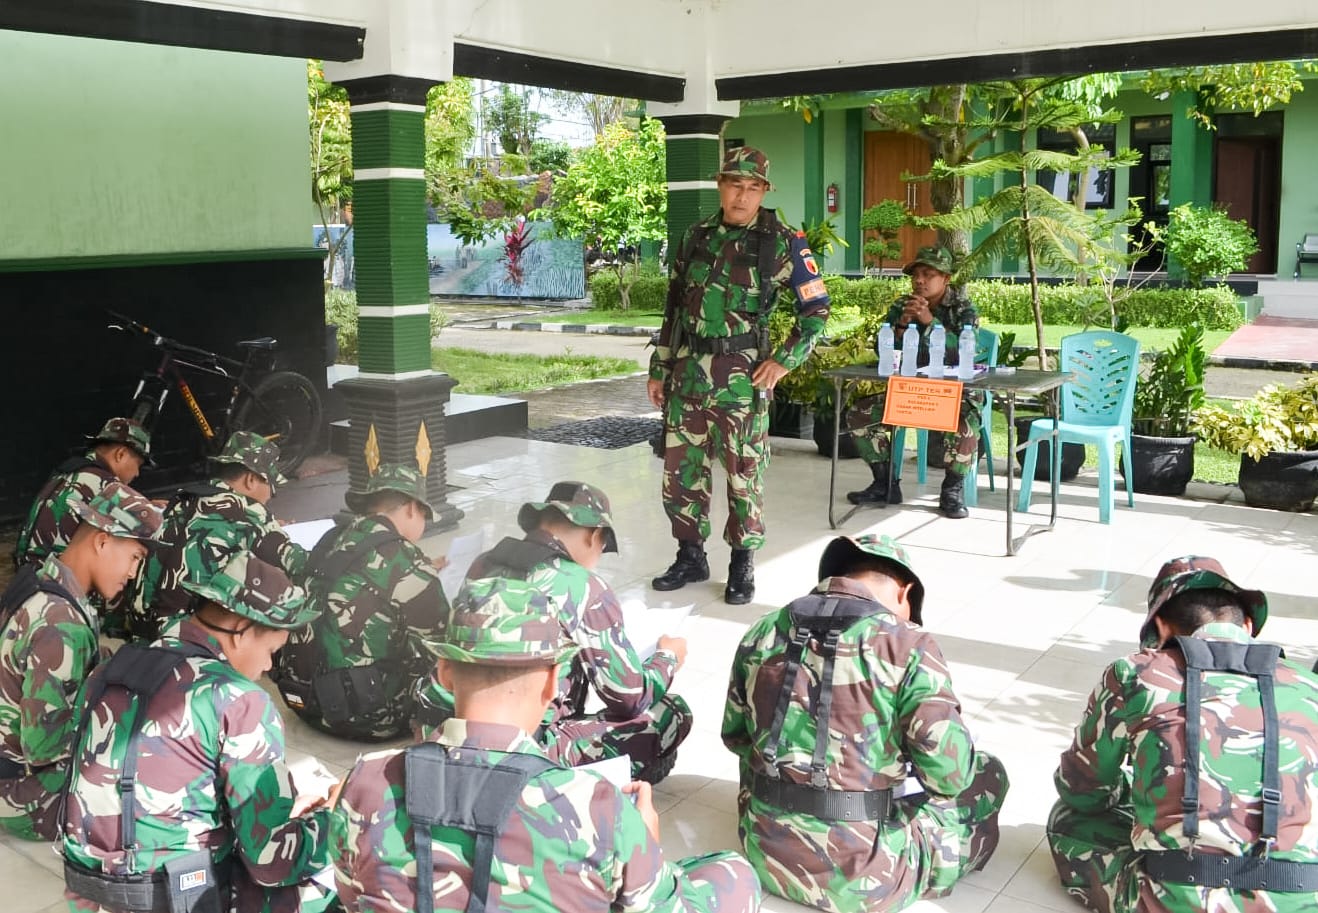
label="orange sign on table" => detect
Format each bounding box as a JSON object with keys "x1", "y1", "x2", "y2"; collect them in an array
[{"x1": 880, "y1": 377, "x2": 964, "y2": 432}]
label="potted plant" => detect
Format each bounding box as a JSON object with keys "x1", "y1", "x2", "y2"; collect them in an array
[
  {"x1": 1122, "y1": 325, "x2": 1205, "y2": 495},
  {"x1": 1193, "y1": 373, "x2": 1318, "y2": 511}
]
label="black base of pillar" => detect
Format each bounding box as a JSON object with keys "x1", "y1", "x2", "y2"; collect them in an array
[{"x1": 336, "y1": 373, "x2": 463, "y2": 532}]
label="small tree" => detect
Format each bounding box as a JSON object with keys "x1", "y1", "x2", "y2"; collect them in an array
[
  {"x1": 859, "y1": 200, "x2": 910, "y2": 272},
  {"x1": 308, "y1": 60, "x2": 352, "y2": 289},
  {"x1": 1162, "y1": 204, "x2": 1259, "y2": 287},
  {"x1": 535, "y1": 118, "x2": 667, "y2": 309},
  {"x1": 429, "y1": 155, "x2": 538, "y2": 248}
]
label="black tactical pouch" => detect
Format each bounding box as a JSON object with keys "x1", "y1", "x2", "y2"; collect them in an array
[
  {"x1": 163, "y1": 851, "x2": 225, "y2": 913},
  {"x1": 312, "y1": 664, "x2": 389, "y2": 725}
]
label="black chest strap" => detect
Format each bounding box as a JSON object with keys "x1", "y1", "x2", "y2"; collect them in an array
[
  {"x1": 679, "y1": 214, "x2": 779, "y2": 320},
  {"x1": 482, "y1": 537, "x2": 561, "y2": 579},
  {"x1": 0, "y1": 564, "x2": 94, "y2": 637},
  {"x1": 405, "y1": 743, "x2": 556, "y2": 913},
  {"x1": 55, "y1": 455, "x2": 110, "y2": 478},
  {"x1": 74, "y1": 642, "x2": 214, "y2": 873}
]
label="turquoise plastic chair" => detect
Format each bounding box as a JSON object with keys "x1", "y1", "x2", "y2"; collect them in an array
[
  {"x1": 1016, "y1": 330, "x2": 1140, "y2": 524},
  {"x1": 893, "y1": 327, "x2": 999, "y2": 507}
]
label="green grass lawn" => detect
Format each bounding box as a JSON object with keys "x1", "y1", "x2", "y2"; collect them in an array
[
  {"x1": 431, "y1": 348, "x2": 641, "y2": 395},
  {"x1": 986, "y1": 324, "x2": 1234, "y2": 354}
]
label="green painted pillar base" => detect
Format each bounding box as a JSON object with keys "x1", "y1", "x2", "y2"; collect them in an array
[
  {"x1": 656, "y1": 115, "x2": 728, "y2": 259},
  {"x1": 1169, "y1": 88, "x2": 1215, "y2": 281}
]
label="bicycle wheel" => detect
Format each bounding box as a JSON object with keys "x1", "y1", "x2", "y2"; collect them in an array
[{"x1": 229, "y1": 371, "x2": 323, "y2": 476}]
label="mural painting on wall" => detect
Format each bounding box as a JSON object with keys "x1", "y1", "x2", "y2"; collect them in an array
[{"x1": 426, "y1": 220, "x2": 585, "y2": 299}]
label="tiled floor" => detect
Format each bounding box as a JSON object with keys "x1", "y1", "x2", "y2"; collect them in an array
[{"x1": 6, "y1": 434, "x2": 1317, "y2": 912}]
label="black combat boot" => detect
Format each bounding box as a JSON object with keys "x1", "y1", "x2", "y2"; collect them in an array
[
  {"x1": 939, "y1": 473, "x2": 969, "y2": 519},
  {"x1": 846, "y1": 462, "x2": 901, "y2": 505},
  {"x1": 725, "y1": 548, "x2": 755, "y2": 605},
  {"x1": 652, "y1": 541, "x2": 710, "y2": 591}
]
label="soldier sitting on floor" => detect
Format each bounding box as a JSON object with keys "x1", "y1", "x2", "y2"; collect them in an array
[
  {"x1": 723, "y1": 534, "x2": 1008, "y2": 912},
  {"x1": 273, "y1": 463, "x2": 450, "y2": 741},
  {"x1": 62, "y1": 551, "x2": 338, "y2": 913},
  {"x1": 131, "y1": 431, "x2": 307, "y2": 641},
  {"x1": 332, "y1": 574, "x2": 761, "y2": 913},
  {"x1": 0, "y1": 482, "x2": 163, "y2": 842},
  {"x1": 1047, "y1": 555, "x2": 1318, "y2": 913},
  {"x1": 414, "y1": 481, "x2": 691, "y2": 783}
]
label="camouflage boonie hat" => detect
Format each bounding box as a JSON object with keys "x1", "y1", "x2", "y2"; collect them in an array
[
  {"x1": 434, "y1": 577, "x2": 579, "y2": 667},
  {"x1": 183, "y1": 551, "x2": 315, "y2": 630},
  {"x1": 211, "y1": 431, "x2": 288, "y2": 492},
  {"x1": 903, "y1": 245, "x2": 955, "y2": 276},
  {"x1": 87, "y1": 417, "x2": 154, "y2": 468},
  {"x1": 714, "y1": 145, "x2": 773, "y2": 189},
  {"x1": 74, "y1": 482, "x2": 166, "y2": 547},
  {"x1": 517, "y1": 481, "x2": 618, "y2": 554},
  {"x1": 344, "y1": 463, "x2": 436, "y2": 521},
  {"x1": 818, "y1": 534, "x2": 926, "y2": 624},
  {"x1": 1140, "y1": 555, "x2": 1268, "y2": 646}
]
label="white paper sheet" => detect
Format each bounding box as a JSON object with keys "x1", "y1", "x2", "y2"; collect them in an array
[
  {"x1": 287, "y1": 756, "x2": 339, "y2": 800},
  {"x1": 282, "y1": 518, "x2": 338, "y2": 551},
  {"x1": 575, "y1": 754, "x2": 632, "y2": 789},
  {"x1": 439, "y1": 531, "x2": 486, "y2": 596},
  {"x1": 619, "y1": 600, "x2": 694, "y2": 660},
  {"x1": 311, "y1": 866, "x2": 338, "y2": 891}
]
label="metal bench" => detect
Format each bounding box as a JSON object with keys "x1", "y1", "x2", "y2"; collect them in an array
[{"x1": 1295, "y1": 234, "x2": 1318, "y2": 278}]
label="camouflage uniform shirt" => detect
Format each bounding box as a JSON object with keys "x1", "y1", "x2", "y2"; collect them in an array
[
  {"x1": 62, "y1": 618, "x2": 334, "y2": 913},
  {"x1": 134, "y1": 480, "x2": 307, "y2": 636},
  {"x1": 288, "y1": 513, "x2": 449, "y2": 738},
  {"x1": 13, "y1": 452, "x2": 116, "y2": 567},
  {"x1": 1052, "y1": 622, "x2": 1318, "y2": 913},
  {"x1": 333, "y1": 718, "x2": 750, "y2": 913},
  {"x1": 723, "y1": 575, "x2": 1004, "y2": 912},
  {"x1": 0, "y1": 556, "x2": 100, "y2": 841}
]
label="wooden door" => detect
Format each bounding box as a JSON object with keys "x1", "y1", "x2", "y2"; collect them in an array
[
  {"x1": 863, "y1": 131, "x2": 936, "y2": 268},
  {"x1": 1214, "y1": 137, "x2": 1280, "y2": 274}
]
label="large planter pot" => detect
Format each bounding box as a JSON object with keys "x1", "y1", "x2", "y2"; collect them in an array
[
  {"x1": 812, "y1": 415, "x2": 860, "y2": 459},
  {"x1": 768, "y1": 401, "x2": 814, "y2": 439},
  {"x1": 1121, "y1": 433, "x2": 1196, "y2": 496},
  {"x1": 1013, "y1": 416, "x2": 1084, "y2": 481},
  {"x1": 1237, "y1": 449, "x2": 1318, "y2": 511}
]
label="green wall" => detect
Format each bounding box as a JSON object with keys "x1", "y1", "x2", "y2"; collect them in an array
[
  {"x1": 1278, "y1": 88, "x2": 1318, "y2": 277},
  {"x1": 0, "y1": 32, "x2": 309, "y2": 262}
]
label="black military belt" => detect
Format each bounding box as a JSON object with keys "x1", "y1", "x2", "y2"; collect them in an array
[
  {"x1": 64, "y1": 859, "x2": 171, "y2": 913},
  {"x1": 1143, "y1": 850, "x2": 1318, "y2": 892},
  {"x1": 0, "y1": 756, "x2": 49, "y2": 779},
  {"x1": 750, "y1": 773, "x2": 892, "y2": 822},
  {"x1": 685, "y1": 332, "x2": 759, "y2": 356}
]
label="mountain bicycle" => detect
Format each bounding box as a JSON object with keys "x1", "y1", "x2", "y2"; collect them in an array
[{"x1": 108, "y1": 310, "x2": 323, "y2": 476}]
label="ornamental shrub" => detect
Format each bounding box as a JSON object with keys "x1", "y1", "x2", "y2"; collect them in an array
[
  {"x1": 1163, "y1": 204, "x2": 1259, "y2": 288},
  {"x1": 324, "y1": 289, "x2": 446, "y2": 365}
]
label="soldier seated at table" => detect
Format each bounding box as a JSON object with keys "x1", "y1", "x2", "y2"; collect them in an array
[
  {"x1": 723, "y1": 534, "x2": 1008, "y2": 912},
  {"x1": 845, "y1": 246, "x2": 982, "y2": 519},
  {"x1": 332, "y1": 575, "x2": 761, "y2": 913}
]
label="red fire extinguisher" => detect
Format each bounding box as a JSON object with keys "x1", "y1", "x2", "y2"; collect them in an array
[{"x1": 826, "y1": 183, "x2": 839, "y2": 213}]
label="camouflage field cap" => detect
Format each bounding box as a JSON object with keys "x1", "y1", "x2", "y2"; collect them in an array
[
  {"x1": 344, "y1": 463, "x2": 436, "y2": 521},
  {"x1": 517, "y1": 481, "x2": 618, "y2": 554},
  {"x1": 87, "y1": 417, "x2": 155, "y2": 468},
  {"x1": 1140, "y1": 555, "x2": 1268, "y2": 646},
  {"x1": 183, "y1": 551, "x2": 316, "y2": 630},
  {"x1": 434, "y1": 576, "x2": 579, "y2": 667},
  {"x1": 818, "y1": 533, "x2": 926, "y2": 624},
  {"x1": 903, "y1": 245, "x2": 955, "y2": 276},
  {"x1": 73, "y1": 481, "x2": 166, "y2": 548},
  {"x1": 211, "y1": 431, "x2": 288, "y2": 492},
  {"x1": 714, "y1": 145, "x2": 773, "y2": 189}
]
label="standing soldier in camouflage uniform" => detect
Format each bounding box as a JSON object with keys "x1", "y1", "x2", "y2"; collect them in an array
[
  {"x1": 0, "y1": 482, "x2": 162, "y2": 841},
  {"x1": 274, "y1": 463, "x2": 449, "y2": 740},
  {"x1": 132, "y1": 431, "x2": 307, "y2": 640},
  {"x1": 845, "y1": 246, "x2": 982, "y2": 519},
  {"x1": 723, "y1": 534, "x2": 1008, "y2": 912},
  {"x1": 1047, "y1": 556, "x2": 1318, "y2": 913},
  {"x1": 415, "y1": 481, "x2": 692, "y2": 782},
  {"x1": 649, "y1": 146, "x2": 830, "y2": 605},
  {"x1": 62, "y1": 551, "x2": 337, "y2": 913},
  {"x1": 332, "y1": 574, "x2": 760, "y2": 913},
  {"x1": 14, "y1": 417, "x2": 154, "y2": 567}
]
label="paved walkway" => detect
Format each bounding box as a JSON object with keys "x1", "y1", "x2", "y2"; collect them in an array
[{"x1": 1213, "y1": 315, "x2": 1318, "y2": 369}]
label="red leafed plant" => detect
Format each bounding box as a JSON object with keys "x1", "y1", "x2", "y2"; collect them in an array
[{"x1": 503, "y1": 217, "x2": 532, "y2": 290}]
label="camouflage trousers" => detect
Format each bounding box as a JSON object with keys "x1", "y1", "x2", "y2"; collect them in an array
[
  {"x1": 846, "y1": 390, "x2": 984, "y2": 479},
  {"x1": 0, "y1": 760, "x2": 67, "y2": 841},
  {"x1": 663, "y1": 392, "x2": 769, "y2": 550},
  {"x1": 672, "y1": 850, "x2": 763, "y2": 913},
  {"x1": 740, "y1": 750, "x2": 1008, "y2": 913},
  {"x1": 542, "y1": 694, "x2": 693, "y2": 781}
]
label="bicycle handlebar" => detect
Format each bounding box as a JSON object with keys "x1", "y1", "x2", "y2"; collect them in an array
[{"x1": 105, "y1": 309, "x2": 243, "y2": 369}]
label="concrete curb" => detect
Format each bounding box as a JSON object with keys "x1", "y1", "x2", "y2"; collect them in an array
[{"x1": 493, "y1": 319, "x2": 658, "y2": 337}]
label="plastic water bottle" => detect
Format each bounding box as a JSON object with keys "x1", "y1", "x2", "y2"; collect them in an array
[
  {"x1": 900, "y1": 324, "x2": 919, "y2": 377},
  {"x1": 927, "y1": 324, "x2": 946, "y2": 378},
  {"x1": 876, "y1": 323, "x2": 895, "y2": 377},
  {"x1": 957, "y1": 324, "x2": 977, "y2": 381}
]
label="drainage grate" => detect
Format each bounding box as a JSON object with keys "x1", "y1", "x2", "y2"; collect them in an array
[{"x1": 530, "y1": 416, "x2": 662, "y2": 450}]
